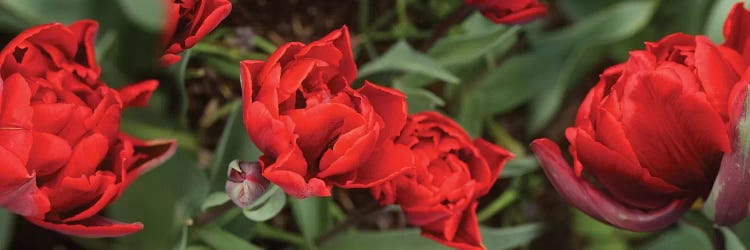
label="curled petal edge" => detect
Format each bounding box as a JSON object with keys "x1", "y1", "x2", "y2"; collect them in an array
[
  {"x1": 27, "y1": 215, "x2": 143, "y2": 238},
  {"x1": 530, "y1": 139, "x2": 694, "y2": 232}
]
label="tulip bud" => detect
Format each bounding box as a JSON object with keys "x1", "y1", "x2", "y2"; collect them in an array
[{"x1": 225, "y1": 160, "x2": 270, "y2": 209}]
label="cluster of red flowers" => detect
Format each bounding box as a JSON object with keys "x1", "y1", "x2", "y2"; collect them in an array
[{"x1": 240, "y1": 26, "x2": 514, "y2": 250}]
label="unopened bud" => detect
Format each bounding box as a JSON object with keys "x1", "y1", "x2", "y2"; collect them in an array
[{"x1": 226, "y1": 160, "x2": 270, "y2": 209}]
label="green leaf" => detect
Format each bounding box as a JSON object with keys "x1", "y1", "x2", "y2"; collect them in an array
[
  {"x1": 721, "y1": 227, "x2": 748, "y2": 250},
  {"x1": 642, "y1": 223, "x2": 712, "y2": 250},
  {"x1": 111, "y1": 149, "x2": 210, "y2": 249},
  {"x1": 209, "y1": 101, "x2": 262, "y2": 192},
  {"x1": 358, "y1": 41, "x2": 460, "y2": 84},
  {"x1": 481, "y1": 224, "x2": 545, "y2": 249},
  {"x1": 202, "y1": 192, "x2": 231, "y2": 212},
  {"x1": 429, "y1": 25, "x2": 520, "y2": 67},
  {"x1": 500, "y1": 157, "x2": 539, "y2": 178},
  {"x1": 0, "y1": 0, "x2": 92, "y2": 28},
  {"x1": 290, "y1": 197, "x2": 333, "y2": 247},
  {"x1": 322, "y1": 229, "x2": 447, "y2": 250},
  {"x1": 393, "y1": 84, "x2": 445, "y2": 114},
  {"x1": 0, "y1": 210, "x2": 13, "y2": 250},
  {"x1": 457, "y1": 48, "x2": 562, "y2": 136},
  {"x1": 557, "y1": 0, "x2": 620, "y2": 20},
  {"x1": 322, "y1": 224, "x2": 544, "y2": 250},
  {"x1": 526, "y1": 0, "x2": 657, "y2": 135},
  {"x1": 243, "y1": 185, "x2": 286, "y2": 222},
  {"x1": 194, "y1": 227, "x2": 263, "y2": 250},
  {"x1": 705, "y1": 0, "x2": 744, "y2": 43},
  {"x1": 116, "y1": 0, "x2": 164, "y2": 32}
]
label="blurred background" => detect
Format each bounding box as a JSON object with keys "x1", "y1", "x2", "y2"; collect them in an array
[{"x1": 0, "y1": 0, "x2": 747, "y2": 249}]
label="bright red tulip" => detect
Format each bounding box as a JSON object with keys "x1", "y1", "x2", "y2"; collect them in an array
[
  {"x1": 240, "y1": 26, "x2": 412, "y2": 198},
  {"x1": 160, "y1": 0, "x2": 232, "y2": 66},
  {"x1": 0, "y1": 20, "x2": 175, "y2": 237}
]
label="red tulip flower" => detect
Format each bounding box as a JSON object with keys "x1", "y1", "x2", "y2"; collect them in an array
[
  {"x1": 160, "y1": 0, "x2": 232, "y2": 66},
  {"x1": 373, "y1": 112, "x2": 513, "y2": 250},
  {"x1": 531, "y1": 20, "x2": 750, "y2": 230},
  {"x1": 0, "y1": 20, "x2": 175, "y2": 237},
  {"x1": 240, "y1": 26, "x2": 412, "y2": 198}
]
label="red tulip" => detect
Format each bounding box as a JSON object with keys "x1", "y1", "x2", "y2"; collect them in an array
[
  {"x1": 372, "y1": 112, "x2": 513, "y2": 250},
  {"x1": 464, "y1": 0, "x2": 547, "y2": 25},
  {"x1": 160, "y1": 0, "x2": 232, "y2": 66},
  {"x1": 531, "y1": 30, "x2": 747, "y2": 231},
  {"x1": 240, "y1": 26, "x2": 412, "y2": 198},
  {"x1": 0, "y1": 20, "x2": 175, "y2": 237}
]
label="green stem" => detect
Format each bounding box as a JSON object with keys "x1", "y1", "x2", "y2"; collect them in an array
[
  {"x1": 477, "y1": 189, "x2": 519, "y2": 222},
  {"x1": 253, "y1": 36, "x2": 278, "y2": 55},
  {"x1": 255, "y1": 223, "x2": 307, "y2": 247}
]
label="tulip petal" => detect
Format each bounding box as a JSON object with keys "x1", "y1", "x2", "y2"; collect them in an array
[
  {"x1": 704, "y1": 82, "x2": 750, "y2": 225},
  {"x1": 723, "y1": 2, "x2": 750, "y2": 63},
  {"x1": 358, "y1": 81, "x2": 408, "y2": 141},
  {"x1": 531, "y1": 139, "x2": 694, "y2": 231},
  {"x1": 621, "y1": 70, "x2": 730, "y2": 192},
  {"x1": 118, "y1": 80, "x2": 159, "y2": 108},
  {"x1": 27, "y1": 215, "x2": 143, "y2": 238}
]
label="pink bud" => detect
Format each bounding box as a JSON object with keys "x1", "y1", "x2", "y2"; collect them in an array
[{"x1": 225, "y1": 160, "x2": 270, "y2": 209}]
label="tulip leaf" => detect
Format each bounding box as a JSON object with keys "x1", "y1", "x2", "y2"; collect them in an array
[
  {"x1": 201, "y1": 192, "x2": 231, "y2": 212},
  {"x1": 397, "y1": 14, "x2": 519, "y2": 88},
  {"x1": 500, "y1": 156, "x2": 539, "y2": 178},
  {"x1": 116, "y1": 0, "x2": 164, "y2": 32},
  {"x1": 428, "y1": 24, "x2": 520, "y2": 67},
  {"x1": 358, "y1": 40, "x2": 460, "y2": 84},
  {"x1": 321, "y1": 224, "x2": 543, "y2": 250},
  {"x1": 243, "y1": 185, "x2": 286, "y2": 222},
  {"x1": 720, "y1": 227, "x2": 747, "y2": 250},
  {"x1": 526, "y1": 0, "x2": 656, "y2": 135},
  {"x1": 393, "y1": 83, "x2": 445, "y2": 114},
  {"x1": 209, "y1": 101, "x2": 263, "y2": 192},
  {"x1": 642, "y1": 223, "x2": 712, "y2": 250},
  {"x1": 290, "y1": 197, "x2": 333, "y2": 247},
  {"x1": 193, "y1": 227, "x2": 263, "y2": 250},
  {"x1": 111, "y1": 149, "x2": 210, "y2": 249},
  {"x1": 0, "y1": 210, "x2": 13, "y2": 250}
]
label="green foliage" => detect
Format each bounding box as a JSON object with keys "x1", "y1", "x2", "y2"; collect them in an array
[{"x1": 0, "y1": 210, "x2": 12, "y2": 250}]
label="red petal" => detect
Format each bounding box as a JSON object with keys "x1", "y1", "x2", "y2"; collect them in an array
[
  {"x1": 723, "y1": 2, "x2": 750, "y2": 62},
  {"x1": 531, "y1": 139, "x2": 695, "y2": 231},
  {"x1": 473, "y1": 138, "x2": 513, "y2": 194},
  {"x1": 358, "y1": 81, "x2": 408, "y2": 142},
  {"x1": 621, "y1": 69, "x2": 729, "y2": 191},
  {"x1": 58, "y1": 133, "x2": 109, "y2": 178},
  {"x1": 420, "y1": 202, "x2": 484, "y2": 250},
  {"x1": 335, "y1": 142, "x2": 413, "y2": 188},
  {"x1": 695, "y1": 36, "x2": 741, "y2": 118},
  {"x1": 122, "y1": 136, "x2": 177, "y2": 186},
  {"x1": 27, "y1": 131, "x2": 71, "y2": 176},
  {"x1": 26, "y1": 215, "x2": 143, "y2": 238},
  {"x1": 118, "y1": 80, "x2": 159, "y2": 108}
]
